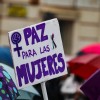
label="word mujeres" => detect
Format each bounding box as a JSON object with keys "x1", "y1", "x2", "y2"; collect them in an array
[{"x1": 16, "y1": 53, "x2": 65, "y2": 87}]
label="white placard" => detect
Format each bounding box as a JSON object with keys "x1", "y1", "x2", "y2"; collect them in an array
[{"x1": 9, "y1": 18, "x2": 68, "y2": 89}]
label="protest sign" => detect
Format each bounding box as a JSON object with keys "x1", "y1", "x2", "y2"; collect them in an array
[{"x1": 9, "y1": 18, "x2": 68, "y2": 89}]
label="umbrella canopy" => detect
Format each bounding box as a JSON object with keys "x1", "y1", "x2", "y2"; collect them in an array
[
  {"x1": 0, "y1": 63, "x2": 40, "y2": 99},
  {"x1": 80, "y1": 69, "x2": 100, "y2": 100},
  {"x1": 0, "y1": 65, "x2": 19, "y2": 99},
  {"x1": 68, "y1": 54, "x2": 100, "y2": 79},
  {"x1": 0, "y1": 46, "x2": 13, "y2": 67},
  {"x1": 17, "y1": 90, "x2": 33, "y2": 100},
  {"x1": 78, "y1": 43, "x2": 100, "y2": 55}
]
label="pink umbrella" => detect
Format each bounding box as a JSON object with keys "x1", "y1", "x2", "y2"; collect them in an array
[{"x1": 80, "y1": 43, "x2": 100, "y2": 54}]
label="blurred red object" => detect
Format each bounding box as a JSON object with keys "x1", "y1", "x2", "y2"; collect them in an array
[
  {"x1": 68, "y1": 54, "x2": 100, "y2": 79},
  {"x1": 81, "y1": 43, "x2": 100, "y2": 54}
]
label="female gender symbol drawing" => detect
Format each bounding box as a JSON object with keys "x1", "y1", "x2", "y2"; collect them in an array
[{"x1": 11, "y1": 32, "x2": 22, "y2": 57}]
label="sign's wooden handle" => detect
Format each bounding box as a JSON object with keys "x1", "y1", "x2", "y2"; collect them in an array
[{"x1": 41, "y1": 82, "x2": 49, "y2": 100}]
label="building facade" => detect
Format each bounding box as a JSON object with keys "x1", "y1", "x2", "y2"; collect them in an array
[
  {"x1": 40, "y1": 0, "x2": 100, "y2": 55},
  {"x1": 0, "y1": 0, "x2": 100, "y2": 55},
  {"x1": 0, "y1": 0, "x2": 41, "y2": 46}
]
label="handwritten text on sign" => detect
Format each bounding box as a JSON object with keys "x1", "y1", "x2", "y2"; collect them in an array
[{"x1": 9, "y1": 19, "x2": 67, "y2": 89}]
